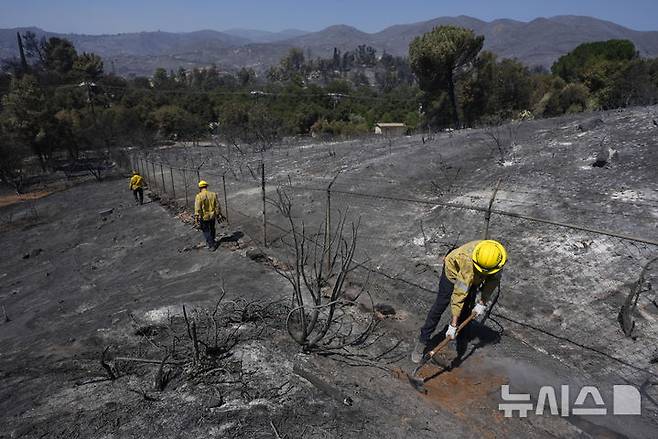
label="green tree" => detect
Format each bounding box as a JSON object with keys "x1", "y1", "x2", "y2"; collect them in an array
[
  {"x1": 73, "y1": 52, "x2": 104, "y2": 82},
  {"x1": 273, "y1": 48, "x2": 307, "y2": 84},
  {"x1": 595, "y1": 59, "x2": 658, "y2": 108},
  {"x1": 460, "y1": 51, "x2": 497, "y2": 125},
  {"x1": 534, "y1": 77, "x2": 568, "y2": 117},
  {"x1": 1, "y1": 75, "x2": 51, "y2": 169},
  {"x1": 552, "y1": 40, "x2": 637, "y2": 83},
  {"x1": 494, "y1": 58, "x2": 533, "y2": 116},
  {"x1": 54, "y1": 109, "x2": 82, "y2": 159},
  {"x1": 237, "y1": 67, "x2": 256, "y2": 87},
  {"x1": 150, "y1": 105, "x2": 204, "y2": 141},
  {"x1": 152, "y1": 68, "x2": 172, "y2": 89},
  {"x1": 409, "y1": 25, "x2": 484, "y2": 128},
  {"x1": 558, "y1": 83, "x2": 590, "y2": 113},
  {"x1": 0, "y1": 124, "x2": 29, "y2": 192},
  {"x1": 43, "y1": 37, "x2": 77, "y2": 76}
]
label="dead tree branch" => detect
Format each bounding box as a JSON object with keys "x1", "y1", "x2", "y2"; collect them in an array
[
  {"x1": 154, "y1": 353, "x2": 172, "y2": 391},
  {"x1": 619, "y1": 256, "x2": 658, "y2": 337},
  {"x1": 272, "y1": 187, "x2": 374, "y2": 352},
  {"x1": 100, "y1": 346, "x2": 118, "y2": 380}
]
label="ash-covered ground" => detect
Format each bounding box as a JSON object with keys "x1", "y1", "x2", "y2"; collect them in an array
[{"x1": 2, "y1": 106, "x2": 658, "y2": 438}]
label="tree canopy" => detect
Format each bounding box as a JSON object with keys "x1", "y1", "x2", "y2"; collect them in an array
[{"x1": 409, "y1": 25, "x2": 484, "y2": 128}]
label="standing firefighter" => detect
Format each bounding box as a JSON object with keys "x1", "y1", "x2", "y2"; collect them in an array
[
  {"x1": 129, "y1": 171, "x2": 145, "y2": 205},
  {"x1": 195, "y1": 180, "x2": 221, "y2": 251},
  {"x1": 411, "y1": 240, "x2": 507, "y2": 363}
]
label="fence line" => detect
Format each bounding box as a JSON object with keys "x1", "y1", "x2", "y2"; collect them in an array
[{"x1": 131, "y1": 153, "x2": 657, "y2": 246}]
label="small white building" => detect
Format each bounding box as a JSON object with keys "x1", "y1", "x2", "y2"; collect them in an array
[{"x1": 374, "y1": 123, "x2": 406, "y2": 137}]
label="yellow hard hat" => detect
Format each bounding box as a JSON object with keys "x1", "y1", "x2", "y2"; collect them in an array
[
  {"x1": 472, "y1": 240, "x2": 507, "y2": 275},
  {"x1": 132, "y1": 170, "x2": 139, "y2": 175},
  {"x1": 198, "y1": 180, "x2": 208, "y2": 188}
]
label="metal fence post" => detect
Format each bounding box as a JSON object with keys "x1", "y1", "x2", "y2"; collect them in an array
[
  {"x1": 151, "y1": 161, "x2": 157, "y2": 191},
  {"x1": 484, "y1": 179, "x2": 502, "y2": 239},
  {"x1": 160, "y1": 164, "x2": 166, "y2": 193},
  {"x1": 261, "y1": 162, "x2": 267, "y2": 247},
  {"x1": 325, "y1": 172, "x2": 340, "y2": 273},
  {"x1": 183, "y1": 168, "x2": 189, "y2": 208},
  {"x1": 170, "y1": 167, "x2": 176, "y2": 199},
  {"x1": 144, "y1": 158, "x2": 150, "y2": 185},
  {"x1": 222, "y1": 173, "x2": 229, "y2": 224}
]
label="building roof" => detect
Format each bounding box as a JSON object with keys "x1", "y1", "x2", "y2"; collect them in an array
[{"x1": 375, "y1": 123, "x2": 405, "y2": 128}]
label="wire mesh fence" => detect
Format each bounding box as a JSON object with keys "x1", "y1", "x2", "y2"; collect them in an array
[{"x1": 130, "y1": 149, "x2": 658, "y2": 389}]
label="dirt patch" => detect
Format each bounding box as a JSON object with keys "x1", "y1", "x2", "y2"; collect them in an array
[
  {"x1": 421, "y1": 366, "x2": 507, "y2": 415},
  {"x1": 394, "y1": 362, "x2": 507, "y2": 410},
  {"x1": 393, "y1": 358, "x2": 510, "y2": 438},
  {"x1": 0, "y1": 190, "x2": 52, "y2": 208}
]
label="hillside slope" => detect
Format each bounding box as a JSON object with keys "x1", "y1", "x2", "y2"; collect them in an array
[{"x1": 2, "y1": 107, "x2": 658, "y2": 437}]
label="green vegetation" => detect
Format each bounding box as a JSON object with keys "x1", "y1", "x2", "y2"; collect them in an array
[
  {"x1": 409, "y1": 25, "x2": 484, "y2": 128},
  {"x1": 1, "y1": 29, "x2": 658, "y2": 191}
]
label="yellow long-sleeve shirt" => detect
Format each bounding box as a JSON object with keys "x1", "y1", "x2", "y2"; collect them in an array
[
  {"x1": 129, "y1": 174, "x2": 144, "y2": 190},
  {"x1": 444, "y1": 240, "x2": 501, "y2": 317},
  {"x1": 194, "y1": 189, "x2": 220, "y2": 221}
]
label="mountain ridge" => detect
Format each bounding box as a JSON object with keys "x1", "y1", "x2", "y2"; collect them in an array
[{"x1": 2, "y1": 15, "x2": 657, "y2": 76}]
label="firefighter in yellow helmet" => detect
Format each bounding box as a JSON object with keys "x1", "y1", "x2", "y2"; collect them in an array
[
  {"x1": 411, "y1": 240, "x2": 507, "y2": 363},
  {"x1": 194, "y1": 180, "x2": 221, "y2": 251},
  {"x1": 129, "y1": 171, "x2": 145, "y2": 205}
]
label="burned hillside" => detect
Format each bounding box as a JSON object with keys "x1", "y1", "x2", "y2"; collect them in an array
[{"x1": 1, "y1": 106, "x2": 658, "y2": 438}]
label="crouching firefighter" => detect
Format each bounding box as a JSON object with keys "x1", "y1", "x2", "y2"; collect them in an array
[
  {"x1": 411, "y1": 240, "x2": 507, "y2": 363},
  {"x1": 129, "y1": 171, "x2": 145, "y2": 204}
]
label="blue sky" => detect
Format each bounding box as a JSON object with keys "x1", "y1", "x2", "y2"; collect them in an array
[{"x1": 2, "y1": 0, "x2": 657, "y2": 34}]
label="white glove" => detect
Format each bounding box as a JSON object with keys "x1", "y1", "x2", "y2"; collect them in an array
[
  {"x1": 445, "y1": 324, "x2": 457, "y2": 340},
  {"x1": 474, "y1": 303, "x2": 486, "y2": 317}
]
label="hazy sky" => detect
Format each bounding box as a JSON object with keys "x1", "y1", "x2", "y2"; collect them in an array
[{"x1": 3, "y1": 0, "x2": 657, "y2": 34}]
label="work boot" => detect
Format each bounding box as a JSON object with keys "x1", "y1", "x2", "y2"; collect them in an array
[{"x1": 411, "y1": 341, "x2": 426, "y2": 364}]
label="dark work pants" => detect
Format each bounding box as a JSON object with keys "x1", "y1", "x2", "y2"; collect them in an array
[
  {"x1": 419, "y1": 266, "x2": 476, "y2": 344},
  {"x1": 200, "y1": 219, "x2": 216, "y2": 248},
  {"x1": 133, "y1": 188, "x2": 143, "y2": 204}
]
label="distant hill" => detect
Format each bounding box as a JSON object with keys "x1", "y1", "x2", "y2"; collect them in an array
[
  {"x1": 223, "y1": 28, "x2": 308, "y2": 43},
  {"x1": 2, "y1": 15, "x2": 658, "y2": 76}
]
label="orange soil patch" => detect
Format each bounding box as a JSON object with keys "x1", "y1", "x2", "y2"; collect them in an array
[
  {"x1": 0, "y1": 191, "x2": 51, "y2": 208},
  {"x1": 395, "y1": 364, "x2": 507, "y2": 410},
  {"x1": 423, "y1": 366, "x2": 507, "y2": 411},
  {"x1": 394, "y1": 360, "x2": 511, "y2": 437}
]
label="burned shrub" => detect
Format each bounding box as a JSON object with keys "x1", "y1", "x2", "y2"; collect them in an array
[
  {"x1": 273, "y1": 188, "x2": 376, "y2": 353},
  {"x1": 483, "y1": 118, "x2": 519, "y2": 164},
  {"x1": 578, "y1": 117, "x2": 604, "y2": 132}
]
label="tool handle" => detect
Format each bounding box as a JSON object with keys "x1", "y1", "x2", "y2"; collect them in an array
[{"x1": 426, "y1": 312, "x2": 477, "y2": 358}]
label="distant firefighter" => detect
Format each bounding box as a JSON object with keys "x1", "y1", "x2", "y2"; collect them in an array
[
  {"x1": 194, "y1": 180, "x2": 221, "y2": 251},
  {"x1": 411, "y1": 240, "x2": 507, "y2": 363},
  {"x1": 129, "y1": 171, "x2": 145, "y2": 205}
]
